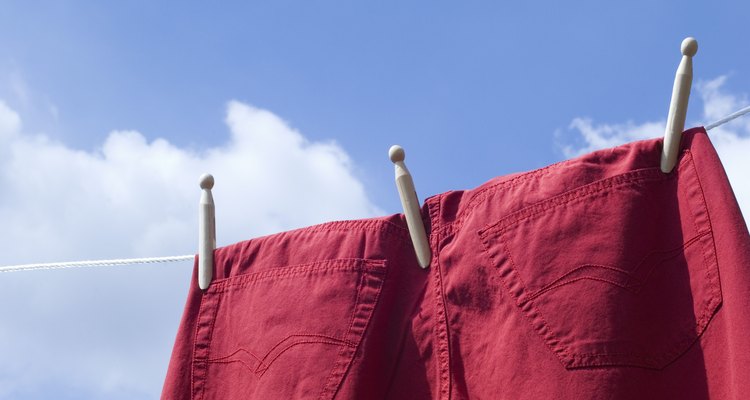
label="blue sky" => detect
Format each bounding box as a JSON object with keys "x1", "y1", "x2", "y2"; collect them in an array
[{"x1": 1, "y1": 1, "x2": 749, "y2": 399}]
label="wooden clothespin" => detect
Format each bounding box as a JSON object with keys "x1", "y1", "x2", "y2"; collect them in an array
[
  {"x1": 198, "y1": 173, "x2": 216, "y2": 290},
  {"x1": 390, "y1": 145, "x2": 431, "y2": 268},
  {"x1": 662, "y1": 37, "x2": 698, "y2": 173}
]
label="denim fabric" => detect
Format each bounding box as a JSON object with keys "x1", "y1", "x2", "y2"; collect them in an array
[{"x1": 162, "y1": 127, "x2": 750, "y2": 399}]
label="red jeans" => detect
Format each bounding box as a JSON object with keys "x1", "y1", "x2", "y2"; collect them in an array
[{"x1": 162, "y1": 127, "x2": 750, "y2": 399}]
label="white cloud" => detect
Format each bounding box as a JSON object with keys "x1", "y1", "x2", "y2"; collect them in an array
[
  {"x1": 0, "y1": 100, "x2": 383, "y2": 398},
  {"x1": 557, "y1": 75, "x2": 750, "y2": 223},
  {"x1": 0, "y1": 101, "x2": 21, "y2": 139},
  {"x1": 558, "y1": 118, "x2": 666, "y2": 158}
]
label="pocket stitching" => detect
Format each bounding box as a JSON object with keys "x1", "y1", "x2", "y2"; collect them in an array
[
  {"x1": 192, "y1": 258, "x2": 387, "y2": 398},
  {"x1": 318, "y1": 268, "x2": 367, "y2": 399},
  {"x1": 525, "y1": 232, "x2": 708, "y2": 301},
  {"x1": 481, "y1": 221, "x2": 707, "y2": 368},
  {"x1": 205, "y1": 333, "x2": 357, "y2": 376},
  {"x1": 319, "y1": 263, "x2": 387, "y2": 399},
  {"x1": 478, "y1": 236, "x2": 573, "y2": 365},
  {"x1": 478, "y1": 155, "x2": 722, "y2": 369}
]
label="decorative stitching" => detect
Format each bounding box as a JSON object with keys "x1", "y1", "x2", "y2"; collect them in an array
[
  {"x1": 207, "y1": 348, "x2": 264, "y2": 365},
  {"x1": 210, "y1": 259, "x2": 386, "y2": 292},
  {"x1": 207, "y1": 339, "x2": 350, "y2": 376},
  {"x1": 524, "y1": 233, "x2": 707, "y2": 301},
  {"x1": 206, "y1": 333, "x2": 356, "y2": 372},
  {"x1": 476, "y1": 150, "x2": 723, "y2": 369},
  {"x1": 259, "y1": 340, "x2": 350, "y2": 376}
]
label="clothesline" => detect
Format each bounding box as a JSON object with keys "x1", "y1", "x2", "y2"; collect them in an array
[
  {"x1": 1, "y1": 106, "x2": 749, "y2": 275},
  {"x1": 705, "y1": 105, "x2": 750, "y2": 130},
  {"x1": 0, "y1": 255, "x2": 195, "y2": 274}
]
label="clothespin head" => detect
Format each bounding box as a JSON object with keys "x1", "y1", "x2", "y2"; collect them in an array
[
  {"x1": 661, "y1": 37, "x2": 698, "y2": 173},
  {"x1": 389, "y1": 145, "x2": 431, "y2": 268},
  {"x1": 681, "y1": 37, "x2": 698, "y2": 57},
  {"x1": 198, "y1": 173, "x2": 216, "y2": 290}
]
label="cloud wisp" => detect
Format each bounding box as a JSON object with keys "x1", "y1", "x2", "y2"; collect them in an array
[{"x1": 557, "y1": 75, "x2": 750, "y2": 222}]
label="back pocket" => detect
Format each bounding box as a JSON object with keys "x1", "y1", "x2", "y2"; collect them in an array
[
  {"x1": 191, "y1": 258, "x2": 386, "y2": 399},
  {"x1": 478, "y1": 153, "x2": 721, "y2": 370}
]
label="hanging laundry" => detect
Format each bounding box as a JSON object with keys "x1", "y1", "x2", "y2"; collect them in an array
[{"x1": 161, "y1": 127, "x2": 750, "y2": 399}]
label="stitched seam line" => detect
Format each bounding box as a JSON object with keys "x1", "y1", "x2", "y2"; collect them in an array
[
  {"x1": 477, "y1": 231, "x2": 571, "y2": 365},
  {"x1": 211, "y1": 266, "x2": 382, "y2": 293},
  {"x1": 210, "y1": 259, "x2": 386, "y2": 292},
  {"x1": 457, "y1": 145, "x2": 686, "y2": 234},
  {"x1": 226, "y1": 219, "x2": 410, "y2": 253},
  {"x1": 202, "y1": 293, "x2": 221, "y2": 399},
  {"x1": 258, "y1": 340, "x2": 350, "y2": 377},
  {"x1": 261, "y1": 333, "x2": 355, "y2": 364},
  {"x1": 319, "y1": 267, "x2": 387, "y2": 399},
  {"x1": 190, "y1": 292, "x2": 205, "y2": 400},
  {"x1": 413, "y1": 152, "x2": 680, "y2": 242},
  {"x1": 526, "y1": 232, "x2": 708, "y2": 301},
  {"x1": 487, "y1": 168, "x2": 668, "y2": 236},
  {"x1": 206, "y1": 333, "x2": 356, "y2": 371},
  {"x1": 683, "y1": 150, "x2": 723, "y2": 331},
  {"x1": 318, "y1": 272, "x2": 366, "y2": 398},
  {"x1": 192, "y1": 291, "x2": 222, "y2": 400},
  {"x1": 500, "y1": 236, "x2": 571, "y2": 362},
  {"x1": 457, "y1": 157, "x2": 577, "y2": 225},
  {"x1": 479, "y1": 154, "x2": 693, "y2": 240},
  {"x1": 429, "y1": 197, "x2": 452, "y2": 400},
  {"x1": 206, "y1": 340, "x2": 350, "y2": 377}
]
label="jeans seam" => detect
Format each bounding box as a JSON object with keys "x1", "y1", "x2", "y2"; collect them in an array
[{"x1": 427, "y1": 193, "x2": 452, "y2": 399}]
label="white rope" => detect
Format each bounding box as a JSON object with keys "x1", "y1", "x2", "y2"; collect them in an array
[
  {"x1": 705, "y1": 104, "x2": 750, "y2": 131},
  {"x1": 0, "y1": 255, "x2": 195, "y2": 274}
]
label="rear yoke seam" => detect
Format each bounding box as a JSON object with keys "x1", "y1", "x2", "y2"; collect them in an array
[
  {"x1": 210, "y1": 260, "x2": 386, "y2": 292},
  {"x1": 473, "y1": 144, "x2": 686, "y2": 221},
  {"x1": 231, "y1": 219, "x2": 411, "y2": 249},
  {"x1": 461, "y1": 150, "x2": 692, "y2": 238},
  {"x1": 280, "y1": 219, "x2": 410, "y2": 237},
  {"x1": 485, "y1": 167, "x2": 670, "y2": 236},
  {"x1": 458, "y1": 157, "x2": 577, "y2": 225}
]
